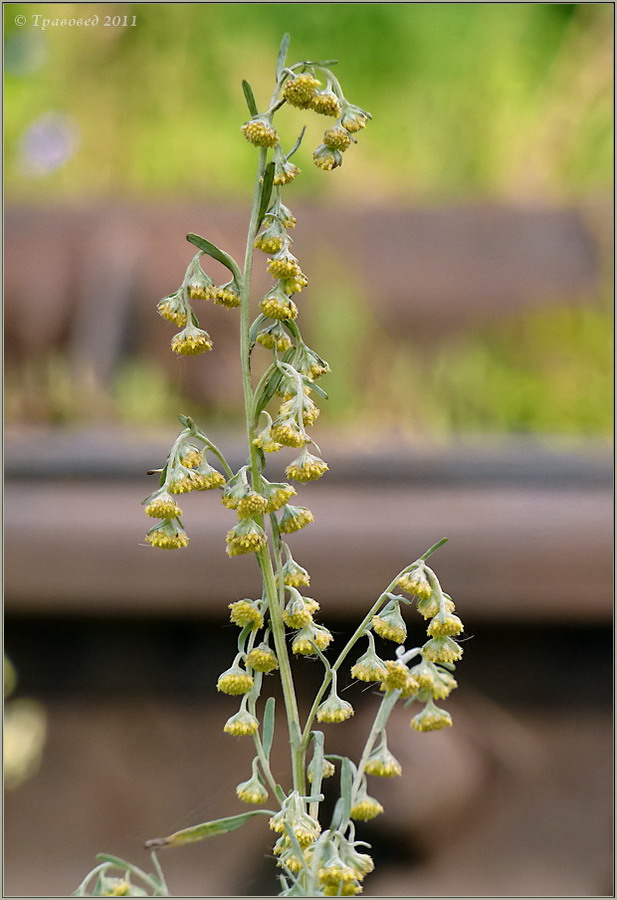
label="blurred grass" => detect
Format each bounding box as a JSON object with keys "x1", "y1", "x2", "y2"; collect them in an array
[{"x1": 3, "y1": 3, "x2": 613, "y2": 438}]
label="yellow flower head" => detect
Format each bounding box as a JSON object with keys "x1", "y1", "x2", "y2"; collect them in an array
[
  {"x1": 236, "y1": 774, "x2": 268, "y2": 805},
  {"x1": 322, "y1": 883, "x2": 362, "y2": 897},
  {"x1": 242, "y1": 116, "x2": 278, "y2": 147},
  {"x1": 216, "y1": 665, "x2": 254, "y2": 696},
  {"x1": 282, "y1": 557, "x2": 310, "y2": 588},
  {"x1": 157, "y1": 291, "x2": 188, "y2": 327},
  {"x1": 190, "y1": 462, "x2": 226, "y2": 491},
  {"x1": 423, "y1": 636, "x2": 463, "y2": 664},
  {"x1": 255, "y1": 224, "x2": 286, "y2": 255},
  {"x1": 280, "y1": 272, "x2": 308, "y2": 294},
  {"x1": 228, "y1": 599, "x2": 263, "y2": 630},
  {"x1": 310, "y1": 89, "x2": 342, "y2": 117},
  {"x1": 273, "y1": 158, "x2": 301, "y2": 186},
  {"x1": 379, "y1": 660, "x2": 417, "y2": 694},
  {"x1": 341, "y1": 105, "x2": 370, "y2": 133},
  {"x1": 323, "y1": 126, "x2": 352, "y2": 152},
  {"x1": 313, "y1": 144, "x2": 343, "y2": 171},
  {"x1": 409, "y1": 662, "x2": 457, "y2": 701},
  {"x1": 270, "y1": 421, "x2": 307, "y2": 448},
  {"x1": 282, "y1": 72, "x2": 321, "y2": 108},
  {"x1": 411, "y1": 701, "x2": 452, "y2": 732},
  {"x1": 371, "y1": 601, "x2": 407, "y2": 644},
  {"x1": 260, "y1": 295, "x2": 299, "y2": 322},
  {"x1": 279, "y1": 504, "x2": 314, "y2": 534},
  {"x1": 171, "y1": 323, "x2": 213, "y2": 356},
  {"x1": 144, "y1": 491, "x2": 182, "y2": 519},
  {"x1": 267, "y1": 250, "x2": 304, "y2": 281},
  {"x1": 245, "y1": 645, "x2": 278, "y2": 673},
  {"x1": 364, "y1": 747, "x2": 402, "y2": 778},
  {"x1": 282, "y1": 593, "x2": 314, "y2": 630},
  {"x1": 427, "y1": 611, "x2": 464, "y2": 638},
  {"x1": 256, "y1": 321, "x2": 294, "y2": 354},
  {"x1": 318, "y1": 861, "x2": 358, "y2": 887},
  {"x1": 285, "y1": 450, "x2": 329, "y2": 482},
  {"x1": 226, "y1": 520, "x2": 267, "y2": 556},
  {"x1": 307, "y1": 757, "x2": 336, "y2": 783},
  {"x1": 350, "y1": 794, "x2": 384, "y2": 822},
  {"x1": 223, "y1": 708, "x2": 259, "y2": 736},
  {"x1": 236, "y1": 491, "x2": 269, "y2": 518},
  {"x1": 317, "y1": 693, "x2": 354, "y2": 724},
  {"x1": 397, "y1": 567, "x2": 432, "y2": 600},
  {"x1": 145, "y1": 519, "x2": 189, "y2": 550},
  {"x1": 292, "y1": 623, "x2": 333, "y2": 656},
  {"x1": 350, "y1": 649, "x2": 387, "y2": 683},
  {"x1": 262, "y1": 481, "x2": 297, "y2": 512},
  {"x1": 179, "y1": 446, "x2": 204, "y2": 468}
]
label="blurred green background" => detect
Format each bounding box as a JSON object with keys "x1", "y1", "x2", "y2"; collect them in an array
[{"x1": 4, "y1": 1, "x2": 613, "y2": 437}]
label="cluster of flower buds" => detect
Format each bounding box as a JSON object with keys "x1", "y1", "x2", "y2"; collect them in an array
[
  {"x1": 270, "y1": 792, "x2": 322, "y2": 875},
  {"x1": 312, "y1": 831, "x2": 375, "y2": 897},
  {"x1": 143, "y1": 426, "x2": 226, "y2": 550},
  {"x1": 156, "y1": 253, "x2": 241, "y2": 356}
]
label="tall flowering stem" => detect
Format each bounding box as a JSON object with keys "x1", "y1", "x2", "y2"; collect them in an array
[{"x1": 75, "y1": 36, "x2": 465, "y2": 899}]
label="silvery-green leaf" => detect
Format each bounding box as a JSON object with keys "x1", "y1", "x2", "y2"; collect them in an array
[
  {"x1": 276, "y1": 33, "x2": 291, "y2": 80},
  {"x1": 145, "y1": 810, "x2": 273, "y2": 849},
  {"x1": 257, "y1": 162, "x2": 276, "y2": 228},
  {"x1": 186, "y1": 233, "x2": 242, "y2": 281},
  {"x1": 242, "y1": 80, "x2": 259, "y2": 117},
  {"x1": 262, "y1": 697, "x2": 276, "y2": 760}
]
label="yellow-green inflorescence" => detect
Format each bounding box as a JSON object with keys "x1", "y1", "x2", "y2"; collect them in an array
[{"x1": 134, "y1": 36, "x2": 464, "y2": 900}]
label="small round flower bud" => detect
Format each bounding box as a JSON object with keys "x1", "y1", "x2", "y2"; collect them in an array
[
  {"x1": 364, "y1": 747, "x2": 402, "y2": 777},
  {"x1": 350, "y1": 648, "x2": 387, "y2": 682},
  {"x1": 285, "y1": 450, "x2": 329, "y2": 482},
  {"x1": 343, "y1": 848, "x2": 374, "y2": 879},
  {"x1": 236, "y1": 491, "x2": 269, "y2": 518},
  {"x1": 216, "y1": 665, "x2": 254, "y2": 695},
  {"x1": 416, "y1": 595, "x2": 441, "y2": 619},
  {"x1": 255, "y1": 222, "x2": 286, "y2": 254},
  {"x1": 282, "y1": 593, "x2": 313, "y2": 630},
  {"x1": 226, "y1": 520, "x2": 268, "y2": 556},
  {"x1": 322, "y1": 883, "x2": 362, "y2": 897},
  {"x1": 280, "y1": 272, "x2": 308, "y2": 294},
  {"x1": 313, "y1": 144, "x2": 343, "y2": 171},
  {"x1": 256, "y1": 321, "x2": 293, "y2": 352},
  {"x1": 190, "y1": 462, "x2": 226, "y2": 491},
  {"x1": 223, "y1": 709, "x2": 259, "y2": 736},
  {"x1": 350, "y1": 794, "x2": 384, "y2": 822},
  {"x1": 423, "y1": 636, "x2": 463, "y2": 664},
  {"x1": 323, "y1": 126, "x2": 352, "y2": 151},
  {"x1": 171, "y1": 324, "x2": 213, "y2": 355},
  {"x1": 245, "y1": 645, "x2": 278, "y2": 673},
  {"x1": 261, "y1": 481, "x2": 296, "y2": 512},
  {"x1": 411, "y1": 701, "x2": 452, "y2": 732},
  {"x1": 310, "y1": 89, "x2": 342, "y2": 117},
  {"x1": 341, "y1": 105, "x2": 369, "y2": 133},
  {"x1": 282, "y1": 73, "x2": 321, "y2": 108},
  {"x1": 282, "y1": 557, "x2": 310, "y2": 587},
  {"x1": 371, "y1": 601, "x2": 407, "y2": 644},
  {"x1": 236, "y1": 773, "x2": 268, "y2": 805},
  {"x1": 292, "y1": 623, "x2": 333, "y2": 656},
  {"x1": 157, "y1": 292, "x2": 188, "y2": 327},
  {"x1": 270, "y1": 421, "x2": 307, "y2": 448},
  {"x1": 252, "y1": 425, "x2": 283, "y2": 454},
  {"x1": 228, "y1": 599, "x2": 263, "y2": 630},
  {"x1": 213, "y1": 281, "x2": 241, "y2": 309},
  {"x1": 145, "y1": 492, "x2": 182, "y2": 519},
  {"x1": 279, "y1": 504, "x2": 314, "y2": 534},
  {"x1": 260, "y1": 295, "x2": 299, "y2": 321},
  {"x1": 397, "y1": 567, "x2": 432, "y2": 599},
  {"x1": 317, "y1": 693, "x2": 354, "y2": 724},
  {"x1": 185, "y1": 262, "x2": 216, "y2": 300},
  {"x1": 266, "y1": 201, "x2": 297, "y2": 229},
  {"x1": 427, "y1": 611, "x2": 464, "y2": 638},
  {"x1": 179, "y1": 446, "x2": 204, "y2": 468},
  {"x1": 307, "y1": 757, "x2": 336, "y2": 783},
  {"x1": 267, "y1": 250, "x2": 304, "y2": 281},
  {"x1": 145, "y1": 519, "x2": 189, "y2": 550},
  {"x1": 379, "y1": 659, "x2": 415, "y2": 693},
  {"x1": 274, "y1": 158, "x2": 301, "y2": 186},
  {"x1": 318, "y1": 860, "x2": 358, "y2": 887},
  {"x1": 242, "y1": 116, "x2": 278, "y2": 148}
]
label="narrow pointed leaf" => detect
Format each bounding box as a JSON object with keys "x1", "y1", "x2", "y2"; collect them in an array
[
  {"x1": 242, "y1": 80, "x2": 259, "y2": 117},
  {"x1": 257, "y1": 162, "x2": 276, "y2": 229},
  {"x1": 186, "y1": 233, "x2": 242, "y2": 281},
  {"x1": 286, "y1": 127, "x2": 306, "y2": 161},
  {"x1": 249, "y1": 314, "x2": 269, "y2": 347},
  {"x1": 262, "y1": 697, "x2": 276, "y2": 760},
  {"x1": 145, "y1": 810, "x2": 273, "y2": 849},
  {"x1": 158, "y1": 463, "x2": 168, "y2": 488},
  {"x1": 276, "y1": 33, "x2": 291, "y2": 80}
]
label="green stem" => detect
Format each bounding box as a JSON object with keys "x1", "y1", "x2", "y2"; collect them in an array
[{"x1": 239, "y1": 147, "x2": 305, "y2": 797}]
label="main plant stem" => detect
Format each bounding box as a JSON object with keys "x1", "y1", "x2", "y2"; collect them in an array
[{"x1": 239, "y1": 148, "x2": 305, "y2": 796}]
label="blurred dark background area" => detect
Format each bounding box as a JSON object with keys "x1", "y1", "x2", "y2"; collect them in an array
[{"x1": 4, "y1": 3, "x2": 613, "y2": 898}]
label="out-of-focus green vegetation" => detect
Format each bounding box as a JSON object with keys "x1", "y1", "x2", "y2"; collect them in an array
[
  {"x1": 4, "y1": 3, "x2": 613, "y2": 438},
  {"x1": 4, "y1": 2, "x2": 613, "y2": 201}
]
